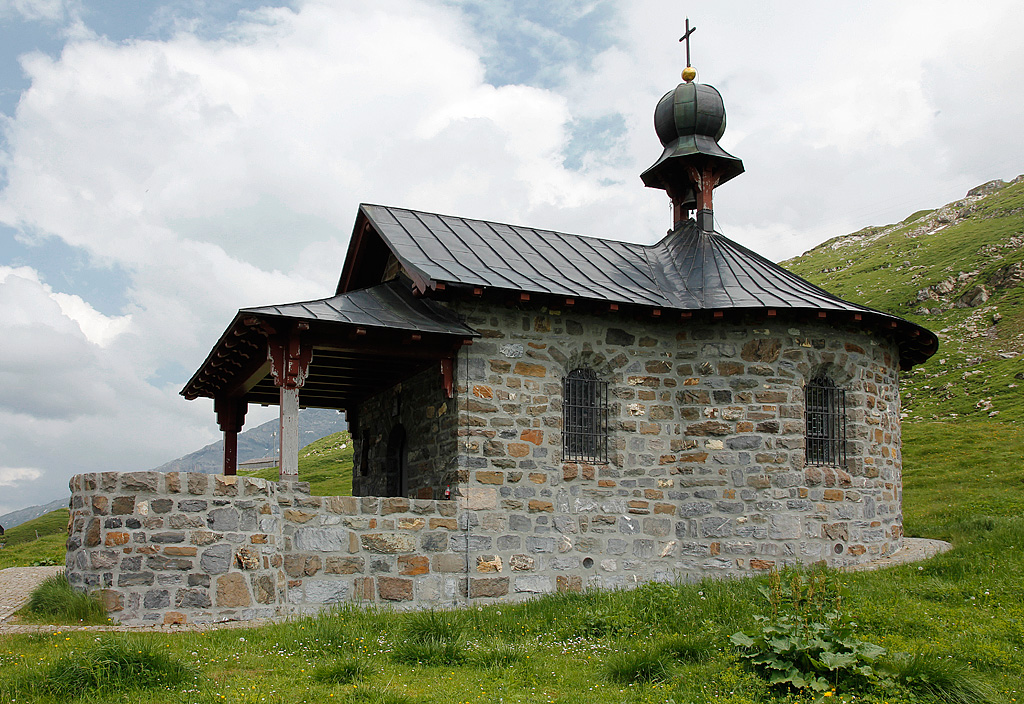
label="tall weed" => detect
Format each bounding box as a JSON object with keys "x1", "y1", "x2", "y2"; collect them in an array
[
  {"x1": 23, "y1": 572, "x2": 107, "y2": 625},
  {"x1": 41, "y1": 636, "x2": 196, "y2": 697}
]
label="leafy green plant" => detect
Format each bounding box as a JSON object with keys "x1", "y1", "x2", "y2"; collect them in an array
[
  {"x1": 731, "y1": 566, "x2": 885, "y2": 692},
  {"x1": 41, "y1": 636, "x2": 196, "y2": 697},
  {"x1": 22, "y1": 572, "x2": 107, "y2": 624}
]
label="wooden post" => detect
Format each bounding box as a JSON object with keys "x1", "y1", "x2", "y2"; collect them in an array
[
  {"x1": 268, "y1": 324, "x2": 313, "y2": 482},
  {"x1": 279, "y1": 387, "x2": 300, "y2": 478},
  {"x1": 214, "y1": 397, "x2": 247, "y2": 476}
]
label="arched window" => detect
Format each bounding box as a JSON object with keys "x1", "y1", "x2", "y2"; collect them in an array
[
  {"x1": 563, "y1": 368, "x2": 609, "y2": 463},
  {"x1": 805, "y1": 375, "x2": 846, "y2": 466}
]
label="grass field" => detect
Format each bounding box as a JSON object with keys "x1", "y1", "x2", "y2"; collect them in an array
[
  {"x1": 0, "y1": 418, "x2": 1020, "y2": 703},
  {"x1": 0, "y1": 509, "x2": 68, "y2": 570},
  {"x1": 239, "y1": 430, "x2": 354, "y2": 496}
]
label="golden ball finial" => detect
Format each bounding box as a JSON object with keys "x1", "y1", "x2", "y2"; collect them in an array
[{"x1": 681, "y1": 66, "x2": 697, "y2": 82}]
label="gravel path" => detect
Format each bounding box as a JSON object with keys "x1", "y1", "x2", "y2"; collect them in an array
[
  {"x1": 0, "y1": 537, "x2": 952, "y2": 635},
  {"x1": 0, "y1": 565, "x2": 63, "y2": 623}
]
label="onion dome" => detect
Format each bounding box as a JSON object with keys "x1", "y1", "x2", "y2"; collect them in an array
[{"x1": 640, "y1": 79, "x2": 744, "y2": 208}]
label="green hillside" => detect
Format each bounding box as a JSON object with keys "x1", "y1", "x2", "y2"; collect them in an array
[
  {"x1": 0, "y1": 508, "x2": 68, "y2": 569},
  {"x1": 784, "y1": 176, "x2": 1024, "y2": 422},
  {"x1": 239, "y1": 430, "x2": 354, "y2": 496}
]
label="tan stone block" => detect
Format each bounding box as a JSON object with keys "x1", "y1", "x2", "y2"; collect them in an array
[
  {"x1": 99, "y1": 589, "x2": 123, "y2": 612},
  {"x1": 476, "y1": 555, "x2": 502, "y2": 573},
  {"x1": 254, "y1": 575, "x2": 275, "y2": 604},
  {"x1": 397, "y1": 517, "x2": 426, "y2": 531},
  {"x1": 163, "y1": 611, "x2": 186, "y2": 625},
  {"x1": 472, "y1": 385, "x2": 494, "y2": 399},
  {"x1": 598, "y1": 479, "x2": 616, "y2": 487},
  {"x1": 509, "y1": 554, "x2": 535, "y2": 571},
  {"x1": 475, "y1": 471, "x2": 504, "y2": 484},
  {"x1": 378, "y1": 577, "x2": 414, "y2": 601},
  {"x1": 520, "y1": 429, "x2": 543, "y2": 445},
  {"x1": 528, "y1": 472, "x2": 546, "y2": 484},
  {"x1": 469, "y1": 577, "x2": 509, "y2": 598},
  {"x1": 556, "y1": 575, "x2": 582, "y2": 593},
  {"x1": 250, "y1": 534, "x2": 268, "y2": 544},
  {"x1": 683, "y1": 377, "x2": 700, "y2": 386},
  {"x1": 284, "y1": 509, "x2": 317, "y2": 524},
  {"x1": 508, "y1": 443, "x2": 531, "y2": 457},
  {"x1": 325, "y1": 557, "x2": 364, "y2": 574},
  {"x1": 163, "y1": 546, "x2": 197, "y2": 556},
  {"x1": 458, "y1": 487, "x2": 497, "y2": 510},
  {"x1": 354, "y1": 577, "x2": 375, "y2": 601},
  {"x1": 398, "y1": 555, "x2": 430, "y2": 575},
  {"x1": 528, "y1": 500, "x2": 553, "y2": 512},
  {"x1": 750, "y1": 559, "x2": 775, "y2": 570},
  {"x1": 361, "y1": 533, "x2": 416, "y2": 553},
  {"x1": 433, "y1": 554, "x2": 466, "y2": 573},
  {"x1": 214, "y1": 475, "x2": 239, "y2": 496},
  {"x1": 216, "y1": 573, "x2": 252, "y2": 607},
  {"x1": 191, "y1": 531, "x2": 219, "y2": 546},
  {"x1": 105, "y1": 532, "x2": 130, "y2": 547},
  {"x1": 324, "y1": 496, "x2": 358, "y2": 514},
  {"x1": 644, "y1": 489, "x2": 664, "y2": 500},
  {"x1": 381, "y1": 498, "x2": 410, "y2": 515},
  {"x1": 513, "y1": 362, "x2": 546, "y2": 377},
  {"x1": 429, "y1": 518, "x2": 458, "y2": 530},
  {"x1": 563, "y1": 464, "x2": 578, "y2": 481},
  {"x1": 848, "y1": 545, "x2": 866, "y2": 556},
  {"x1": 823, "y1": 489, "x2": 844, "y2": 502},
  {"x1": 85, "y1": 518, "x2": 101, "y2": 547},
  {"x1": 91, "y1": 495, "x2": 108, "y2": 515},
  {"x1": 653, "y1": 503, "x2": 675, "y2": 515}
]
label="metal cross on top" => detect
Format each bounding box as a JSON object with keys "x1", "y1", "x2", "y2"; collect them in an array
[{"x1": 679, "y1": 17, "x2": 696, "y2": 67}]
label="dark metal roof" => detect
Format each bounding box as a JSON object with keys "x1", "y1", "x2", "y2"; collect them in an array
[
  {"x1": 345, "y1": 204, "x2": 938, "y2": 367},
  {"x1": 180, "y1": 281, "x2": 476, "y2": 405},
  {"x1": 241, "y1": 279, "x2": 477, "y2": 337}
]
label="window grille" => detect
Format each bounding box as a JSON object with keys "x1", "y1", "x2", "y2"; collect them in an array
[
  {"x1": 805, "y1": 375, "x2": 846, "y2": 466},
  {"x1": 563, "y1": 368, "x2": 609, "y2": 463}
]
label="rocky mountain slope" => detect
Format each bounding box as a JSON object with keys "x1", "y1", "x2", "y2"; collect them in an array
[
  {"x1": 783, "y1": 175, "x2": 1024, "y2": 423},
  {"x1": 153, "y1": 407, "x2": 348, "y2": 474},
  {"x1": 0, "y1": 497, "x2": 68, "y2": 531}
]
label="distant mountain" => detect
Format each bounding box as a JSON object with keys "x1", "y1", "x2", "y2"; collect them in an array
[
  {"x1": 0, "y1": 496, "x2": 69, "y2": 531},
  {"x1": 153, "y1": 408, "x2": 348, "y2": 474},
  {"x1": 783, "y1": 175, "x2": 1024, "y2": 422}
]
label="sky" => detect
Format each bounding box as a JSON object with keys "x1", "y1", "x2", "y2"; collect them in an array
[{"x1": 1, "y1": 0, "x2": 1022, "y2": 515}]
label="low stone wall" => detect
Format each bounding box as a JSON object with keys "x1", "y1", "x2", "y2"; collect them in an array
[
  {"x1": 66, "y1": 472, "x2": 283, "y2": 625},
  {"x1": 67, "y1": 460, "x2": 901, "y2": 625}
]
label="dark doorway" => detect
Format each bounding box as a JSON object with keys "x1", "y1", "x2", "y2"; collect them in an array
[{"x1": 385, "y1": 425, "x2": 407, "y2": 497}]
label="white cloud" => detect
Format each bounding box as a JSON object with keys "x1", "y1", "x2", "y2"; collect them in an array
[
  {"x1": 0, "y1": 266, "x2": 130, "y2": 346},
  {"x1": 0, "y1": 466, "x2": 42, "y2": 486},
  {"x1": 0, "y1": 0, "x2": 1023, "y2": 515},
  {"x1": 0, "y1": 0, "x2": 74, "y2": 22}
]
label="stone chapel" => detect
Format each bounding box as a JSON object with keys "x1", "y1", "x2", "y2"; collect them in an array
[{"x1": 65, "y1": 58, "x2": 938, "y2": 625}]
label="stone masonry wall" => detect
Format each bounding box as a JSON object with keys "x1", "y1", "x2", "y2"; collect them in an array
[
  {"x1": 352, "y1": 365, "x2": 458, "y2": 500},
  {"x1": 66, "y1": 472, "x2": 284, "y2": 625},
  {"x1": 447, "y1": 301, "x2": 903, "y2": 593},
  {"x1": 66, "y1": 304, "x2": 906, "y2": 624}
]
